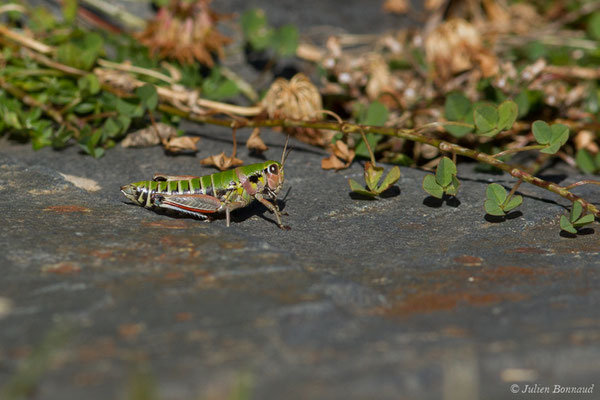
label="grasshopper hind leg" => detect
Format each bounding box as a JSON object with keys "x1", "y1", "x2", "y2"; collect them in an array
[{"x1": 151, "y1": 193, "x2": 220, "y2": 221}]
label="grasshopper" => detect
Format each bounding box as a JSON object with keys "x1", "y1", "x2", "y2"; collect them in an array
[{"x1": 121, "y1": 139, "x2": 290, "y2": 229}]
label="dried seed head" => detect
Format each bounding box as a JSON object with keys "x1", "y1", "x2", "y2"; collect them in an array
[
  {"x1": 137, "y1": 0, "x2": 230, "y2": 66},
  {"x1": 263, "y1": 73, "x2": 322, "y2": 120},
  {"x1": 366, "y1": 54, "x2": 392, "y2": 101},
  {"x1": 425, "y1": 19, "x2": 497, "y2": 82}
]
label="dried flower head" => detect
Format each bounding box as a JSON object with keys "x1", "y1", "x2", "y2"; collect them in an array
[
  {"x1": 263, "y1": 73, "x2": 322, "y2": 120},
  {"x1": 366, "y1": 54, "x2": 393, "y2": 101},
  {"x1": 263, "y1": 73, "x2": 329, "y2": 147},
  {"x1": 137, "y1": 0, "x2": 230, "y2": 66},
  {"x1": 425, "y1": 19, "x2": 497, "y2": 82}
]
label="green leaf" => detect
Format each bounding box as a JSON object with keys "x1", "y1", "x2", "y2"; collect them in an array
[
  {"x1": 377, "y1": 166, "x2": 401, "y2": 193},
  {"x1": 241, "y1": 9, "x2": 273, "y2": 50},
  {"x1": 443, "y1": 122, "x2": 474, "y2": 138},
  {"x1": 362, "y1": 101, "x2": 389, "y2": 126},
  {"x1": 101, "y1": 118, "x2": 121, "y2": 138},
  {"x1": 423, "y1": 174, "x2": 444, "y2": 199},
  {"x1": 445, "y1": 175, "x2": 460, "y2": 196},
  {"x1": 574, "y1": 214, "x2": 595, "y2": 227},
  {"x1": 445, "y1": 92, "x2": 472, "y2": 121},
  {"x1": 435, "y1": 157, "x2": 457, "y2": 188},
  {"x1": 56, "y1": 33, "x2": 103, "y2": 71},
  {"x1": 272, "y1": 25, "x2": 298, "y2": 56},
  {"x1": 354, "y1": 101, "x2": 388, "y2": 158},
  {"x1": 532, "y1": 120, "x2": 551, "y2": 144},
  {"x1": 73, "y1": 103, "x2": 95, "y2": 114},
  {"x1": 535, "y1": 122, "x2": 568, "y2": 154},
  {"x1": 588, "y1": 11, "x2": 600, "y2": 41},
  {"x1": 571, "y1": 201, "x2": 583, "y2": 223},
  {"x1": 348, "y1": 178, "x2": 376, "y2": 197},
  {"x1": 77, "y1": 74, "x2": 101, "y2": 95},
  {"x1": 484, "y1": 199, "x2": 505, "y2": 216},
  {"x1": 575, "y1": 149, "x2": 597, "y2": 174},
  {"x1": 497, "y1": 100, "x2": 518, "y2": 131},
  {"x1": 3, "y1": 111, "x2": 22, "y2": 129},
  {"x1": 474, "y1": 104, "x2": 498, "y2": 134},
  {"x1": 136, "y1": 84, "x2": 158, "y2": 111},
  {"x1": 560, "y1": 215, "x2": 577, "y2": 234},
  {"x1": 514, "y1": 91, "x2": 530, "y2": 118},
  {"x1": 364, "y1": 162, "x2": 384, "y2": 192},
  {"x1": 116, "y1": 115, "x2": 131, "y2": 135},
  {"x1": 542, "y1": 142, "x2": 561, "y2": 155},
  {"x1": 486, "y1": 183, "x2": 507, "y2": 205},
  {"x1": 62, "y1": 0, "x2": 78, "y2": 24},
  {"x1": 504, "y1": 195, "x2": 523, "y2": 212},
  {"x1": 91, "y1": 147, "x2": 105, "y2": 159},
  {"x1": 355, "y1": 133, "x2": 381, "y2": 159},
  {"x1": 115, "y1": 98, "x2": 143, "y2": 118},
  {"x1": 201, "y1": 68, "x2": 240, "y2": 100},
  {"x1": 546, "y1": 123, "x2": 569, "y2": 150}
]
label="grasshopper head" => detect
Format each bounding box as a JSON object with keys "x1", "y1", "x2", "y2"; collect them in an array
[
  {"x1": 264, "y1": 161, "x2": 284, "y2": 195},
  {"x1": 121, "y1": 184, "x2": 141, "y2": 204},
  {"x1": 264, "y1": 136, "x2": 289, "y2": 197}
]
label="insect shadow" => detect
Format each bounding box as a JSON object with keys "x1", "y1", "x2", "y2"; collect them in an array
[
  {"x1": 423, "y1": 194, "x2": 460, "y2": 208},
  {"x1": 123, "y1": 198, "x2": 288, "y2": 228},
  {"x1": 230, "y1": 199, "x2": 288, "y2": 227}
]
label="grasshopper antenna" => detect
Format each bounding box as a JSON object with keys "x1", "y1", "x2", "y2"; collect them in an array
[{"x1": 281, "y1": 135, "x2": 292, "y2": 167}]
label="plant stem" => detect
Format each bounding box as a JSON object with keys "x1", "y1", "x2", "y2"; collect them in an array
[
  {"x1": 159, "y1": 105, "x2": 600, "y2": 218},
  {"x1": 492, "y1": 144, "x2": 546, "y2": 158},
  {"x1": 2, "y1": 24, "x2": 598, "y2": 218},
  {"x1": 564, "y1": 180, "x2": 600, "y2": 190},
  {"x1": 358, "y1": 128, "x2": 377, "y2": 166}
]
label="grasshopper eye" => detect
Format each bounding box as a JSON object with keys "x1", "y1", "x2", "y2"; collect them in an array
[{"x1": 268, "y1": 164, "x2": 278, "y2": 175}]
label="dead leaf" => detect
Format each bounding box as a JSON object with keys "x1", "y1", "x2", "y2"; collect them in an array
[
  {"x1": 321, "y1": 153, "x2": 347, "y2": 170},
  {"x1": 332, "y1": 140, "x2": 355, "y2": 164},
  {"x1": 122, "y1": 123, "x2": 176, "y2": 147},
  {"x1": 200, "y1": 152, "x2": 243, "y2": 171},
  {"x1": 321, "y1": 141, "x2": 355, "y2": 170},
  {"x1": 163, "y1": 136, "x2": 200, "y2": 154},
  {"x1": 425, "y1": 0, "x2": 445, "y2": 11},
  {"x1": 383, "y1": 0, "x2": 409, "y2": 14},
  {"x1": 574, "y1": 130, "x2": 599, "y2": 153},
  {"x1": 246, "y1": 127, "x2": 268, "y2": 154}
]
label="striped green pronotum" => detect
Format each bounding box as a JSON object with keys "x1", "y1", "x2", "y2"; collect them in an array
[{"x1": 121, "y1": 141, "x2": 290, "y2": 229}]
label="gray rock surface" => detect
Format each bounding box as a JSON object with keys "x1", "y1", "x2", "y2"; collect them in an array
[{"x1": 1, "y1": 1, "x2": 600, "y2": 399}]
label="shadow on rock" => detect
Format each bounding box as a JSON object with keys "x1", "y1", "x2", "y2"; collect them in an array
[
  {"x1": 423, "y1": 195, "x2": 460, "y2": 208},
  {"x1": 484, "y1": 211, "x2": 523, "y2": 223},
  {"x1": 348, "y1": 185, "x2": 400, "y2": 201},
  {"x1": 559, "y1": 227, "x2": 595, "y2": 238}
]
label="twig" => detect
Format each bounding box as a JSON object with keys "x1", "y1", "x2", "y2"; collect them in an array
[
  {"x1": 158, "y1": 104, "x2": 600, "y2": 218},
  {"x1": 564, "y1": 180, "x2": 600, "y2": 190},
  {"x1": 358, "y1": 127, "x2": 376, "y2": 166},
  {"x1": 0, "y1": 24, "x2": 53, "y2": 54},
  {"x1": 97, "y1": 59, "x2": 175, "y2": 84},
  {"x1": 492, "y1": 144, "x2": 546, "y2": 159},
  {"x1": 2, "y1": 24, "x2": 599, "y2": 218},
  {"x1": 78, "y1": 0, "x2": 146, "y2": 30}
]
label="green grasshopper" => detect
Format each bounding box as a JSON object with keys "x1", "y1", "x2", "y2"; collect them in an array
[{"x1": 121, "y1": 140, "x2": 290, "y2": 230}]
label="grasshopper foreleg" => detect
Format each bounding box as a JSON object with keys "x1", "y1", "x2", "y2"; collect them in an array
[{"x1": 254, "y1": 193, "x2": 290, "y2": 230}]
